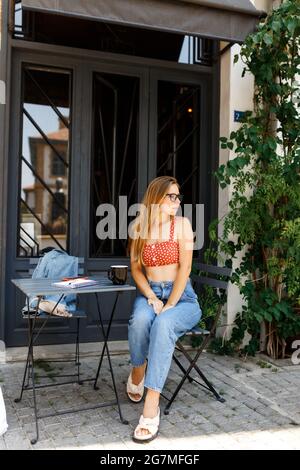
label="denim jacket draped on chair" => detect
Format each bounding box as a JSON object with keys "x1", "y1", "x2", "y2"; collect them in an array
[{"x1": 25, "y1": 249, "x2": 79, "y2": 313}]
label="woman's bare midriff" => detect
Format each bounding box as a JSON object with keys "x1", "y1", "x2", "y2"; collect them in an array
[{"x1": 144, "y1": 263, "x2": 179, "y2": 282}]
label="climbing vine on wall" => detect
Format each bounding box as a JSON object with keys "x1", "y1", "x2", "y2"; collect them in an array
[{"x1": 213, "y1": 0, "x2": 300, "y2": 359}]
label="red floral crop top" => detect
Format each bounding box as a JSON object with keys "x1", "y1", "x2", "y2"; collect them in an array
[{"x1": 142, "y1": 217, "x2": 180, "y2": 267}]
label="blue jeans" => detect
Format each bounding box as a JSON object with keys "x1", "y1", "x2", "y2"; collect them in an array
[{"x1": 128, "y1": 278, "x2": 202, "y2": 393}]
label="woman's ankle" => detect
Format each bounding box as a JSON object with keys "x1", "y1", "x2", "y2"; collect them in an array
[
  {"x1": 131, "y1": 362, "x2": 147, "y2": 384},
  {"x1": 143, "y1": 390, "x2": 160, "y2": 418}
]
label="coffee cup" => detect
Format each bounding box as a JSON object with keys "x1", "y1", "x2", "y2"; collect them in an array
[{"x1": 107, "y1": 265, "x2": 128, "y2": 285}]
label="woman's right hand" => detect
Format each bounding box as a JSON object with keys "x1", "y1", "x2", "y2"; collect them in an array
[{"x1": 147, "y1": 296, "x2": 164, "y2": 315}]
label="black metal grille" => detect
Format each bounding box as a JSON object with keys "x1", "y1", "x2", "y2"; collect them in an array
[
  {"x1": 156, "y1": 80, "x2": 201, "y2": 251},
  {"x1": 17, "y1": 65, "x2": 72, "y2": 257},
  {"x1": 90, "y1": 72, "x2": 139, "y2": 258}
]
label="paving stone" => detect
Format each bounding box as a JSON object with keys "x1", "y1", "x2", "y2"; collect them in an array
[{"x1": 1, "y1": 353, "x2": 300, "y2": 449}]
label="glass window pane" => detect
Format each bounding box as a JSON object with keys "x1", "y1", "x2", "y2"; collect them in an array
[
  {"x1": 157, "y1": 81, "x2": 200, "y2": 203},
  {"x1": 18, "y1": 66, "x2": 72, "y2": 257},
  {"x1": 16, "y1": 10, "x2": 213, "y2": 66},
  {"x1": 156, "y1": 80, "x2": 201, "y2": 253},
  {"x1": 90, "y1": 72, "x2": 139, "y2": 258}
]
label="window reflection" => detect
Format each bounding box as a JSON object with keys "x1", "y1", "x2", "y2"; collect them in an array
[
  {"x1": 156, "y1": 80, "x2": 200, "y2": 205},
  {"x1": 18, "y1": 67, "x2": 71, "y2": 257}
]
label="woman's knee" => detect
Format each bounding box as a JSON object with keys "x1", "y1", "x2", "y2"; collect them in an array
[
  {"x1": 150, "y1": 313, "x2": 177, "y2": 341},
  {"x1": 129, "y1": 297, "x2": 154, "y2": 331}
]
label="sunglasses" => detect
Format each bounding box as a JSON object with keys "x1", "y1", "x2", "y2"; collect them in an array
[{"x1": 165, "y1": 193, "x2": 184, "y2": 203}]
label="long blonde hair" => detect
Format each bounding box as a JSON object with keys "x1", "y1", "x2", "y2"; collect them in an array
[{"x1": 127, "y1": 176, "x2": 180, "y2": 267}]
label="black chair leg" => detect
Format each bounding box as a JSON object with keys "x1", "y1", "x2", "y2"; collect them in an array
[
  {"x1": 29, "y1": 336, "x2": 39, "y2": 445},
  {"x1": 164, "y1": 366, "x2": 189, "y2": 415},
  {"x1": 177, "y1": 341, "x2": 226, "y2": 403},
  {"x1": 188, "y1": 359, "x2": 226, "y2": 403},
  {"x1": 75, "y1": 318, "x2": 83, "y2": 385},
  {"x1": 164, "y1": 340, "x2": 226, "y2": 414},
  {"x1": 173, "y1": 354, "x2": 193, "y2": 383}
]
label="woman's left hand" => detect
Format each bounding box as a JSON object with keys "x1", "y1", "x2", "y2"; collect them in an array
[{"x1": 160, "y1": 304, "x2": 174, "y2": 313}]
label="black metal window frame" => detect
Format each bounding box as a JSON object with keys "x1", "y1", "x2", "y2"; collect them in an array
[
  {"x1": 186, "y1": 37, "x2": 213, "y2": 66},
  {"x1": 16, "y1": 62, "x2": 73, "y2": 258},
  {"x1": 89, "y1": 71, "x2": 140, "y2": 258}
]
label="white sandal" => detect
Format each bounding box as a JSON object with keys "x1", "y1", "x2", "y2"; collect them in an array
[
  {"x1": 126, "y1": 371, "x2": 145, "y2": 403},
  {"x1": 133, "y1": 407, "x2": 160, "y2": 443}
]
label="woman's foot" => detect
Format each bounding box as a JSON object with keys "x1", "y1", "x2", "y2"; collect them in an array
[
  {"x1": 133, "y1": 406, "x2": 160, "y2": 443},
  {"x1": 134, "y1": 390, "x2": 160, "y2": 438},
  {"x1": 127, "y1": 362, "x2": 147, "y2": 402}
]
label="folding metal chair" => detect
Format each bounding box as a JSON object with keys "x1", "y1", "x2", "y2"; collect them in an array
[{"x1": 163, "y1": 263, "x2": 231, "y2": 415}]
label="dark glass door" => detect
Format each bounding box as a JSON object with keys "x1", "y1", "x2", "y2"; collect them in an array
[
  {"x1": 80, "y1": 67, "x2": 148, "y2": 344},
  {"x1": 18, "y1": 66, "x2": 72, "y2": 257},
  {"x1": 90, "y1": 72, "x2": 140, "y2": 258},
  {"x1": 5, "y1": 59, "x2": 77, "y2": 347},
  {"x1": 89, "y1": 70, "x2": 210, "y2": 262},
  {"x1": 6, "y1": 57, "x2": 211, "y2": 347},
  {"x1": 156, "y1": 80, "x2": 201, "y2": 207},
  {"x1": 149, "y1": 70, "x2": 211, "y2": 258}
]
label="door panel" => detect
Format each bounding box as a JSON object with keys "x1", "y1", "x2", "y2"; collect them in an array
[
  {"x1": 18, "y1": 65, "x2": 72, "y2": 257},
  {"x1": 156, "y1": 80, "x2": 201, "y2": 204},
  {"x1": 78, "y1": 65, "x2": 148, "y2": 343},
  {"x1": 90, "y1": 72, "x2": 140, "y2": 258},
  {"x1": 5, "y1": 54, "x2": 212, "y2": 346},
  {"x1": 149, "y1": 70, "x2": 212, "y2": 258},
  {"x1": 5, "y1": 52, "x2": 82, "y2": 347}
]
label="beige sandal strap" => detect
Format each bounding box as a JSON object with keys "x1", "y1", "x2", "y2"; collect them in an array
[
  {"x1": 139, "y1": 413, "x2": 160, "y2": 427},
  {"x1": 134, "y1": 408, "x2": 160, "y2": 438},
  {"x1": 127, "y1": 372, "x2": 145, "y2": 395}
]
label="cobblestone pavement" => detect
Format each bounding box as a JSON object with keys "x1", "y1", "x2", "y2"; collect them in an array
[{"x1": 0, "y1": 352, "x2": 299, "y2": 450}]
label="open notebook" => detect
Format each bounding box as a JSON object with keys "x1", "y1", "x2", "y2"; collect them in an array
[{"x1": 52, "y1": 278, "x2": 100, "y2": 289}]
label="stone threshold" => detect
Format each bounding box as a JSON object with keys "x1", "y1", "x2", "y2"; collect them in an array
[
  {"x1": 3, "y1": 340, "x2": 130, "y2": 363},
  {"x1": 2, "y1": 340, "x2": 203, "y2": 363}
]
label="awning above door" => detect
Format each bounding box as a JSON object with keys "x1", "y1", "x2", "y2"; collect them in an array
[{"x1": 21, "y1": 0, "x2": 267, "y2": 43}]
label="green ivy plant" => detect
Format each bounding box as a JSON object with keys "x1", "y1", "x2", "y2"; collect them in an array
[{"x1": 213, "y1": 0, "x2": 300, "y2": 359}]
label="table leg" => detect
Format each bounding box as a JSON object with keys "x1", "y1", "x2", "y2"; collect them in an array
[
  {"x1": 14, "y1": 296, "x2": 42, "y2": 444},
  {"x1": 29, "y1": 325, "x2": 39, "y2": 445},
  {"x1": 93, "y1": 292, "x2": 128, "y2": 425}
]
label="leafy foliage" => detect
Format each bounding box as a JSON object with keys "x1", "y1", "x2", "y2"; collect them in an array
[{"x1": 213, "y1": 0, "x2": 300, "y2": 359}]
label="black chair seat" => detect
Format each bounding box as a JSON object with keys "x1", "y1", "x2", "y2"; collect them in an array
[
  {"x1": 185, "y1": 326, "x2": 210, "y2": 336},
  {"x1": 22, "y1": 308, "x2": 87, "y2": 319}
]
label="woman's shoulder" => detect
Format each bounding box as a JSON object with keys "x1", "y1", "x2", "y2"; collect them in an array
[
  {"x1": 174, "y1": 216, "x2": 192, "y2": 239},
  {"x1": 174, "y1": 215, "x2": 192, "y2": 226}
]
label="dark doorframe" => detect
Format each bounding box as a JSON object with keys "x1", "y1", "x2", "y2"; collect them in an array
[
  {"x1": 75, "y1": 62, "x2": 150, "y2": 343},
  {"x1": 0, "y1": 0, "x2": 12, "y2": 342},
  {"x1": 148, "y1": 62, "x2": 219, "y2": 258},
  {"x1": 78, "y1": 61, "x2": 150, "y2": 268},
  {"x1": 4, "y1": 43, "x2": 218, "y2": 346},
  {"x1": 5, "y1": 50, "x2": 86, "y2": 346}
]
